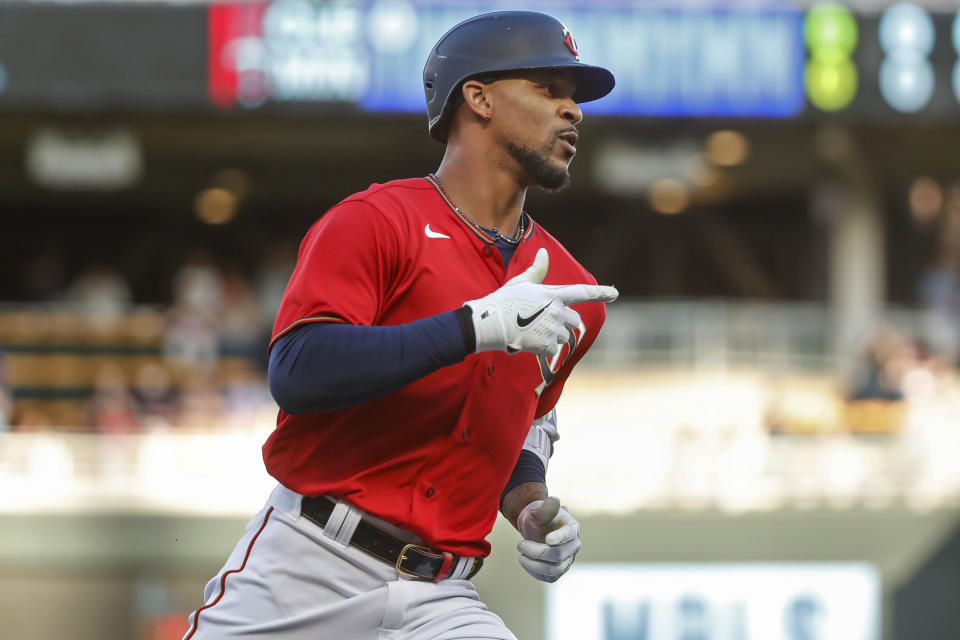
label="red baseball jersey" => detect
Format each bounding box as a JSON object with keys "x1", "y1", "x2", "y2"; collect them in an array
[{"x1": 263, "y1": 176, "x2": 607, "y2": 556}]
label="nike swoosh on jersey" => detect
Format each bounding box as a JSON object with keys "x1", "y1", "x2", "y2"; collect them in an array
[
  {"x1": 424, "y1": 224, "x2": 451, "y2": 239},
  {"x1": 516, "y1": 304, "x2": 549, "y2": 328}
]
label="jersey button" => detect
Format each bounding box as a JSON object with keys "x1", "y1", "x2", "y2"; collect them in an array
[
  {"x1": 426, "y1": 487, "x2": 435, "y2": 498},
  {"x1": 482, "y1": 245, "x2": 493, "y2": 257},
  {"x1": 461, "y1": 429, "x2": 470, "y2": 440},
  {"x1": 487, "y1": 364, "x2": 495, "y2": 375}
]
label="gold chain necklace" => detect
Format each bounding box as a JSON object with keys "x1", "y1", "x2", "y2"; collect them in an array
[{"x1": 430, "y1": 173, "x2": 526, "y2": 245}]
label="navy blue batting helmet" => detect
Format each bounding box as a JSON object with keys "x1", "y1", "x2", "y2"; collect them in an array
[{"x1": 423, "y1": 11, "x2": 615, "y2": 143}]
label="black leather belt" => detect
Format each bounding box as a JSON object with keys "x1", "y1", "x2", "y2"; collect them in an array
[{"x1": 300, "y1": 495, "x2": 483, "y2": 582}]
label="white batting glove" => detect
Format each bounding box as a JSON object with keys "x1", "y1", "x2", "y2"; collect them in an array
[
  {"x1": 516, "y1": 496, "x2": 581, "y2": 583},
  {"x1": 464, "y1": 248, "x2": 618, "y2": 358}
]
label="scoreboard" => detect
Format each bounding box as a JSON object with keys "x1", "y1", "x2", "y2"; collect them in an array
[
  {"x1": 1, "y1": 1, "x2": 960, "y2": 121},
  {"x1": 202, "y1": 0, "x2": 960, "y2": 120}
]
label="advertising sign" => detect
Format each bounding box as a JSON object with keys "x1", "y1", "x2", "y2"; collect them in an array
[
  {"x1": 547, "y1": 563, "x2": 881, "y2": 640},
  {"x1": 207, "y1": 0, "x2": 806, "y2": 118}
]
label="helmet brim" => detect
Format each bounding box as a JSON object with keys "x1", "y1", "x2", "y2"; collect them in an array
[
  {"x1": 511, "y1": 61, "x2": 616, "y2": 104},
  {"x1": 430, "y1": 62, "x2": 615, "y2": 142}
]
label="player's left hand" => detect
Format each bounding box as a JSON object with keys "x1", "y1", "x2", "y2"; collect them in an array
[{"x1": 515, "y1": 496, "x2": 580, "y2": 583}]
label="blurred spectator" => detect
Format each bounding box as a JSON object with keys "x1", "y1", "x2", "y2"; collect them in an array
[
  {"x1": 177, "y1": 372, "x2": 224, "y2": 431},
  {"x1": 0, "y1": 350, "x2": 12, "y2": 432},
  {"x1": 131, "y1": 362, "x2": 179, "y2": 429},
  {"x1": 254, "y1": 242, "x2": 295, "y2": 327},
  {"x1": 63, "y1": 262, "x2": 131, "y2": 313},
  {"x1": 919, "y1": 251, "x2": 959, "y2": 315},
  {"x1": 918, "y1": 249, "x2": 960, "y2": 362},
  {"x1": 849, "y1": 325, "x2": 909, "y2": 401},
  {"x1": 89, "y1": 361, "x2": 139, "y2": 434},
  {"x1": 63, "y1": 263, "x2": 132, "y2": 334},
  {"x1": 900, "y1": 339, "x2": 941, "y2": 402},
  {"x1": 221, "y1": 360, "x2": 271, "y2": 431},
  {"x1": 219, "y1": 266, "x2": 266, "y2": 360},
  {"x1": 164, "y1": 252, "x2": 223, "y2": 368}
]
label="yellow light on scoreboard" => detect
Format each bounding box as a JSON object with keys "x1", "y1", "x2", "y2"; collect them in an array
[
  {"x1": 804, "y1": 3, "x2": 859, "y2": 112},
  {"x1": 806, "y1": 58, "x2": 858, "y2": 112}
]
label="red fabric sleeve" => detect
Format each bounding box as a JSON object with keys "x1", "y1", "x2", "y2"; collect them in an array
[
  {"x1": 270, "y1": 200, "x2": 400, "y2": 349},
  {"x1": 535, "y1": 378, "x2": 567, "y2": 420}
]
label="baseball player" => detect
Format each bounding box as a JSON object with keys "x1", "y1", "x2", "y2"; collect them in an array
[{"x1": 184, "y1": 11, "x2": 616, "y2": 640}]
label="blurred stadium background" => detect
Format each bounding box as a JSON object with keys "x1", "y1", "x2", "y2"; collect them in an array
[{"x1": 1, "y1": 0, "x2": 959, "y2": 638}]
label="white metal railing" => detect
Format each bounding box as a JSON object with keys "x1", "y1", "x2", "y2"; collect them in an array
[
  {"x1": 2, "y1": 300, "x2": 953, "y2": 374},
  {"x1": 585, "y1": 301, "x2": 959, "y2": 372}
]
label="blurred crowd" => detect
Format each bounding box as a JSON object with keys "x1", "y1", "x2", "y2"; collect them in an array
[
  {"x1": 2, "y1": 234, "x2": 960, "y2": 435},
  {"x1": 848, "y1": 240, "x2": 960, "y2": 406},
  {"x1": 849, "y1": 326, "x2": 953, "y2": 404},
  {"x1": 0, "y1": 247, "x2": 295, "y2": 433}
]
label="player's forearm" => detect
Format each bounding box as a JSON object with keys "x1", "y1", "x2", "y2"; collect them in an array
[
  {"x1": 268, "y1": 309, "x2": 473, "y2": 413},
  {"x1": 500, "y1": 448, "x2": 546, "y2": 501},
  {"x1": 501, "y1": 481, "x2": 548, "y2": 530}
]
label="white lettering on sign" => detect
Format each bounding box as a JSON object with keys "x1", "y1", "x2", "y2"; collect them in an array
[
  {"x1": 548, "y1": 563, "x2": 880, "y2": 640},
  {"x1": 621, "y1": 10, "x2": 801, "y2": 115},
  {"x1": 215, "y1": 0, "x2": 370, "y2": 105},
  {"x1": 267, "y1": 50, "x2": 369, "y2": 101},
  {"x1": 211, "y1": 2, "x2": 802, "y2": 116}
]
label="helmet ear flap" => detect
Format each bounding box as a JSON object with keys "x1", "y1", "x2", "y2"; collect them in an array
[
  {"x1": 425, "y1": 74, "x2": 450, "y2": 142},
  {"x1": 429, "y1": 83, "x2": 461, "y2": 143}
]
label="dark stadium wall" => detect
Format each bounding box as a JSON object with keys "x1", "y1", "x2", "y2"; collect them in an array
[{"x1": 893, "y1": 518, "x2": 960, "y2": 639}]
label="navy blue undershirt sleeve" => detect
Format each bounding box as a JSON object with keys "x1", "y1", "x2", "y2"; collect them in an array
[
  {"x1": 500, "y1": 449, "x2": 547, "y2": 508},
  {"x1": 269, "y1": 310, "x2": 471, "y2": 414},
  {"x1": 270, "y1": 238, "x2": 545, "y2": 493},
  {"x1": 270, "y1": 236, "x2": 520, "y2": 415}
]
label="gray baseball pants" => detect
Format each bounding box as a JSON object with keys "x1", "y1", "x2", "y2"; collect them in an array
[{"x1": 183, "y1": 484, "x2": 517, "y2": 640}]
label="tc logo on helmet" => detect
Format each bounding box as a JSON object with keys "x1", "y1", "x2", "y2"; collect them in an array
[{"x1": 561, "y1": 25, "x2": 579, "y2": 60}]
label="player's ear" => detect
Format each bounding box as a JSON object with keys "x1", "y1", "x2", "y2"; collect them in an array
[{"x1": 461, "y1": 79, "x2": 492, "y2": 121}]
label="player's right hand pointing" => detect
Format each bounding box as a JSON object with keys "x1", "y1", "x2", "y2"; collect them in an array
[{"x1": 464, "y1": 248, "x2": 618, "y2": 358}]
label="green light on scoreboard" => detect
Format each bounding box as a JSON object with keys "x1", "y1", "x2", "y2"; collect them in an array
[
  {"x1": 805, "y1": 3, "x2": 858, "y2": 112},
  {"x1": 806, "y1": 59, "x2": 858, "y2": 112}
]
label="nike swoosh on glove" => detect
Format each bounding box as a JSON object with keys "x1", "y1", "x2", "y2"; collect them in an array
[
  {"x1": 516, "y1": 496, "x2": 581, "y2": 583},
  {"x1": 464, "y1": 248, "x2": 618, "y2": 358}
]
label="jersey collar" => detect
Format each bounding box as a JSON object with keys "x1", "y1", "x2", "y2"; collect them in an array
[{"x1": 424, "y1": 175, "x2": 535, "y2": 245}]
